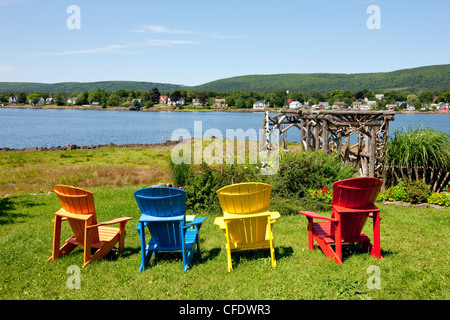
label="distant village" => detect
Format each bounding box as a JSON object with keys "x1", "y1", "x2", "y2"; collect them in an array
[
  {"x1": 252, "y1": 94, "x2": 449, "y2": 112},
  {"x1": 1, "y1": 91, "x2": 449, "y2": 113}
]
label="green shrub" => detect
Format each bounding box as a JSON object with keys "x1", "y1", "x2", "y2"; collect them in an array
[
  {"x1": 271, "y1": 151, "x2": 356, "y2": 199},
  {"x1": 378, "y1": 179, "x2": 407, "y2": 202},
  {"x1": 168, "y1": 159, "x2": 192, "y2": 187},
  {"x1": 404, "y1": 180, "x2": 431, "y2": 204},
  {"x1": 168, "y1": 150, "x2": 357, "y2": 215},
  {"x1": 428, "y1": 191, "x2": 450, "y2": 207}
]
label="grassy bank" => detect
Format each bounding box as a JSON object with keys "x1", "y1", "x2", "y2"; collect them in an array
[
  {"x1": 0, "y1": 186, "x2": 448, "y2": 300},
  {"x1": 0, "y1": 144, "x2": 449, "y2": 300},
  {"x1": 0, "y1": 146, "x2": 172, "y2": 197}
]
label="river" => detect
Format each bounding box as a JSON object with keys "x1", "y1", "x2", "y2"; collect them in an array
[{"x1": 0, "y1": 108, "x2": 448, "y2": 149}]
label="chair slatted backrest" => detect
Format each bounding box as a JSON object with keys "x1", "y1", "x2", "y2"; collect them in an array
[
  {"x1": 146, "y1": 216, "x2": 184, "y2": 248},
  {"x1": 134, "y1": 187, "x2": 186, "y2": 217},
  {"x1": 217, "y1": 183, "x2": 272, "y2": 214},
  {"x1": 224, "y1": 213, "x2": 270, "y2": 248},
  {"x1": 134, "y1": 187, "x2": 187, "y2": 248},
  {"x1": 54, "y1": 185, "x2": 99, "y2": 243},
  {"x1": 331, "y1": 177, "x2": 382, "y2": 241}
]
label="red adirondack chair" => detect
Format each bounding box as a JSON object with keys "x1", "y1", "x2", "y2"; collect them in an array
[{"x1": 299, "y1": 177, "x2": 383, "y2": 264}]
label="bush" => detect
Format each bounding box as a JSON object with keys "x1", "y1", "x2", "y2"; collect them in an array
[
  {"x1": 404, "y1": 180, "x2": 431, "y2": 204},
  {"x1": 271, "y1": 151, "x2": 356, "y2": 199},
  {"x1": 168, "y1": 150, "x2": 357, "y2": 215},
  {"x1": 378, "y1": 179, "x2": 407, "y2": 202},
  {"x1": 428, "y1": 191, "x2": 450, "y2": 207}
]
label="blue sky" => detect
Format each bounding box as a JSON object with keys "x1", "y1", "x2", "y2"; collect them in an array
[{"x1": 0, "y1": 0, "x2": 449, "y2": 86}]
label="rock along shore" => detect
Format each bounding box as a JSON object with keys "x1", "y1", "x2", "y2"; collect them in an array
[{"x1": 0, "y1": 140, "x2": 181, "y2": 152}]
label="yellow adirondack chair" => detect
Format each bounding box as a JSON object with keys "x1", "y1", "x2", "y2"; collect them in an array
[
  {"x1": 221, "y1": 213, "x2": 276, "y2": 272},
  {"x1": 48, "y1": 185, "x2": 133, "y2": 267},
  {"x1": 215, "y1": 182, "x2": 280, "y2": 271},
  {"x1": 217, "y1": 182, "x2": 272, "y2": 214}
]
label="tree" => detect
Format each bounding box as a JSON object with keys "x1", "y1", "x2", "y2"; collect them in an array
[
  {"x1": 169, "y1": 91, "x2": 182, "y2": 104},
  {"x1": 75, "y1": 91, "x2": 89, "y2": 105},
  {"x1": 197, "y1": 91, "x2": 208, "y2": 104},
  {"x1": 406, "y1": 94, "x2": 419, "y2": 104},
  {"x1": 17, "y1": 92, "x2": 27, "y2": 104},
  {"x1": 151, "y1": 87, "x2": 161, "y2": 103},
  {"x1": 54, "y1": 92, "x2": 65, "y2": 106},
  {"x1": 419, "y1": 91, "x2": 433, "y2": 103},
  {"x1": 26, "y1": 93, "x2": 40, "y2": 105}
]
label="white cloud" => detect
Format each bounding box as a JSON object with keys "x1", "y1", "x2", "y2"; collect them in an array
[
  {"x1": 207, "y1": 32, "x2": 246, "y2": 39},
  {"x1": 17, "y1": 38, "x2": 199, "y2": 56},
  {"x1": 133, "y1": 25, "x2": 193, "y2": 34},
  {"x1": 0, "y1": 65, "x2": 15, "y2": 71},
  {"x1": 144, "y1": 39, "x2": 200, "y2": 47}
]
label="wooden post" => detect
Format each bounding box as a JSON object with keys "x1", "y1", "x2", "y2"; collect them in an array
[
  {"x1": 322, "y1": 120, "x2": 329, "y2": 153},
  {"x1": 369, "y1": 126, "x2": 377, "y2": 177},
  {"x1": 300, "y1": 118, "x2": 305, "y2": 152},
  {"x1": 313, "y1": 121, "x2": 319, "y2": 151},
  {"x1": 306, "y1": 121, "x2": 311, "y2": 151}
]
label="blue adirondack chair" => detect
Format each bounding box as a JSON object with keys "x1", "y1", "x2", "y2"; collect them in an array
[{"x1": 134, "y1": 187, "x2": 207, "y2": 272}]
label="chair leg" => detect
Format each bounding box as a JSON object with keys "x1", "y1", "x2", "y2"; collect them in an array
[
  {"x1": 270, "y1": 241, "x2": 276, "y2": 268},
  {"x1": 307, "y1": 218, "x2": 314, "y2": 250},
  {"x1": 226, "y1": 246, "x2": 233, "y2": 272},
  {"x1": 138, "y1": 221, "x2": 148, "y2": 272},
  {"x1": 371, "y1": 212, "x2": 383, "y2": 260}
]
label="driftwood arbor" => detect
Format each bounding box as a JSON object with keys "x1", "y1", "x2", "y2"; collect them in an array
[{"x1": 260, "y1": 110, "x2": 396, "y2": 189}]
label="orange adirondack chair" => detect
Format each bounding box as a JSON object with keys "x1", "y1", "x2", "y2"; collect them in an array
[
  {"x1": 48, "y1": 185, "x2": 133, "y2": 267},
  {"x1": 299, "y1": 177, "x2": 383, "y2": 264}
]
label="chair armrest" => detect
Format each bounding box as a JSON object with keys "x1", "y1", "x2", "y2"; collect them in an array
[
  {"x1": 138, "y1": 214, "x2": 184, "y2": 223},
  {"x1": 299, "y1": 211, "x2": 338, "y2": 222},
  {"x1": 214, "y1": 217, "x2": 225, "y2": 229},
  {"x1": 54, "y1": 209, "x2": 94, "y2": 221},
  {"x1": 87, "y1": 217, "x2": 133, "y2": 229},
  {"x1": 183, "y1": 217, "x2": 207, "y2": 229},
  {"x1": 333, "y1": 205, "x2": 380, "y2": 214}
]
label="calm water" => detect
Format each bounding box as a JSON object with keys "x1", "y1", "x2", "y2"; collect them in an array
[{"x1": 0, "y1": 108, "x2": 448, "y2": 149}]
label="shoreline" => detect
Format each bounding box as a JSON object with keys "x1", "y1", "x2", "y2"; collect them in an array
[
  {"x1": 0, "y1": 140, "x2": 181, "y2": 152},
  {"x1": 1, "y1": 105, "x2": 448, "y2": 114}
]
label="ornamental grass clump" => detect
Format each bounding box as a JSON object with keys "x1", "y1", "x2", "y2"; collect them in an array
[
  {"x1": 385, "y1": 126, "x2": 450, "y2": 191},
  {"x1": 387, "y1": 126, "x2": 450, "y2": 171}
]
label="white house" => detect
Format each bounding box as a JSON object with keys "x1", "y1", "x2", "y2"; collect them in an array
[
  {"x1": 8, "y1": 96, "x2": 17, "y2": 104},
  {"x1": 159, "y1": 96, "x2": 168, "y2": 104},
  {"x1": 253, "y1": 100, "x2": 267, "y2": 109},
  {"x1": 375, "y1": 94, "x2": 385, "y2": 101},
  {"x1": 167, "y1": 97, "x2": 185, "y2": 106},
  {"x1": 46, "y1": 97, "x2": 54, "y2": 105},
  {"x1": 192, "y1": 98, "x2": 202, "y2": 106},
  {"x1": 406, "y1": 103, "x2": 415, "y2": 111},
  {"x1": 289, "y1": 101, "x2": 301, "y2": 109},
  {"x1": 67, "y1": 97, "x2": 77, "y2": 105},
  {"x1": 360, "y1": 103, "x2": 372, "y2": 111}
]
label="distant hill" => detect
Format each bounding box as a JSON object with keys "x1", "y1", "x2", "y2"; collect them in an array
[
  {"x1": 191, "y1": 64, "x2": 450, "y2": 92},
  {"x1": 0, "y1": 81, "x2": 183, "y2": 93},
  {"x1": 1, "y1": 64, "x2": 449, "y2": 93}
]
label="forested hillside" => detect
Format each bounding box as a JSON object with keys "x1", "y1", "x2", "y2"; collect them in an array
[
  {"x1": 0, "y1": 64, "x2": 448, "y2": 94},
  {"x1": 192, "y1": 64, "x2": 450, "y2": 92}
]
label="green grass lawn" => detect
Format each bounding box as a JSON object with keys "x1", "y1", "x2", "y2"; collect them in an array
[{"x1": 1, "y1": 185, "x2": 448, "y2": 300}]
